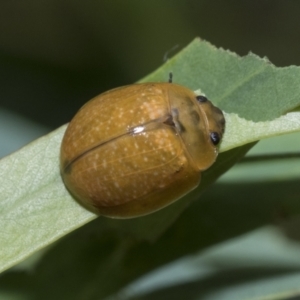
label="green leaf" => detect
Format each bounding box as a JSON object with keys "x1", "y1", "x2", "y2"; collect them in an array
[
  {"x1": 221, "y1": 111, "x2": 300, "y2": 152},
  {"x1": 1, "y1": 38, "x2": 300, "y2": 278},
  {"x1": 144, "y1": 39, "x2": 300, "y2": 121},
  {"x1": 0, "y1": 126, "x2": 96, "y2": 273}
]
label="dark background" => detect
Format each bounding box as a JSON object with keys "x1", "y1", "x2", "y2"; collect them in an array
[{"x1": 0, "y1": 0, "x2": 299, "y2": 129}]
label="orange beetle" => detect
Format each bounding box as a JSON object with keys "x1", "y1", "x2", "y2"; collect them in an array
[{"x1": 60, "y1": 78, "x2": 225, "y2": 218}]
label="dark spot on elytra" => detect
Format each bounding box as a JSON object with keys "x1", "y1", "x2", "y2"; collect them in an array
[{"x1": 174, "y1": 164, "x2": 184, "y2": 174}]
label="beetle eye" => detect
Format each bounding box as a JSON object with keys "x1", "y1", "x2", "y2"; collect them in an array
[
  {"x1": 210, "y1": 132, "x2": 220, "y2": 145},
  {"x1": 196, "y1": 95, "x2": 208, "y2": 103}
]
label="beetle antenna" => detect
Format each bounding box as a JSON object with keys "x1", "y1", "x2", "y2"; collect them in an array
[{"x1": 168, "y1": 72, "x2": 173, "y2": 83}]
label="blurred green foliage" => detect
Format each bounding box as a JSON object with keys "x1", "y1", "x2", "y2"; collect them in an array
[{"x1": 1, "y1": 1, "x2": 300, "y2": 127}]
